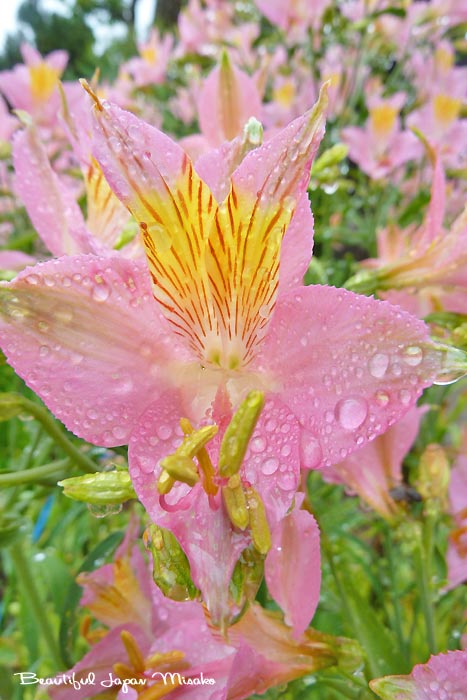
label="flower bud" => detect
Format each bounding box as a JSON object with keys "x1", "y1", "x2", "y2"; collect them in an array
[
  {"x1": 146, "y1": 524, "x2": 199, "y2": 602},
  {"x1": 58, "y1": 471, "x2": 136, "y2": 505}
]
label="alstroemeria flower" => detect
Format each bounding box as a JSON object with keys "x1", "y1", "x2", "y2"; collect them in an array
[
  {"x1": 352, "y1": 154, "x2": 467, "y2": 316},
  {"x1": 342, "y1": 92, "x2": 421, "y2": 180},
  {"x1": 12, "y1": 92, "x2": 137, "y2": 259},
  {"x1": 370, "y1": 649, "x2": 467, "y2": 699},
  {"x1": 122, "y1": 29, "x2": 173, "y2": 88},
  {"x1": 0, "y1": 86, "x2": 441, "y2": 620},
  {"x1": 0, "y1": 43, "x2": 67, "y2": 126}
]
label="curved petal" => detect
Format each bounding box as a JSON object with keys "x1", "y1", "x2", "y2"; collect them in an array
[
  {"x1": 0, "y1": 256, "x2": 190, "y2": 446},
  {"x1": 13, "y1": 127, "x2": 101, "y2": 256},
  {"x1": 278, "y1": 192, "x2": 314, "y2": 296},
  {"x1": 265, "y1": 508, "x2": 321, "y2": 639},
  {"x1": 256, "y1": 285, "x2": 439, "y2": 468}
]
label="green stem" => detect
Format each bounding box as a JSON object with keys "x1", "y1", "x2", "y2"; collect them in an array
[
  {"x1": 323, "y1": 538, "x2": 381, "y2": 680},
  {"x1": 416, "y1": 517, "x2": 437, "y2": 655},
  {"x1": 18, "y1": 396, "x2": 98, "y2": 474},
  {"x1": 9, "y1": 545, "x2": 64, "y2": 669},
  {"x1": 382, "y1": 525, "x2": 408, "y2": 662},
  {"x1": 0, "y1": 458, "x2": 71, "y2": 487}
]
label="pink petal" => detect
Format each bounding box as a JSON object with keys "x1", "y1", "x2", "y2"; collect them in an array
[
  {"x1": 423, "y1": 154, "x2": 446, "y2": 245},
  {"x1": 0, "y1": 250, "x2": 36, "y2": 271},
  {"x1": 198, "y1": 58, "x2": 262, "y2": 145},
  {"x1": 49, "y1": 624, "x2": 149, "y2": 700},
  {"x1": 0, "y1": 256, "x2": 190, "y2": 446},
  {"x1": 325, "y1": 406, "x2": 425, "y2": 517},
  {"x1": 256, "y1": 285, "x2": 439, "y2": 469},
  {"x1": 370, "y1": 649, "x2": 467, "y2": 699},
  {"x1": 130, "y1": 402, "x2": 249, "y2": 625},
  {"x1": 13, "y1": 127, "x2": 101, "y2": 256},
  {"x1": 265, "y1": 508, "x2": 321, "y2": 638},
  {"x1": 278, "y1": 192, "x2": 314, "y2": 295}
]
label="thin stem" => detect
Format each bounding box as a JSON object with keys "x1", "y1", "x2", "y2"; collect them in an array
[
  {"x1": 416, "y1": 516, "x2": 437, "y2": 655},
  {"x1": 18, "y1": 396, "x2": 98, "y2": 474},
  {"x1": 382, "y1": 525, "x2": 408, "y2": 661},
  {"x1": 0, "y1": 458, "x2": 71, "y2": 487},
  {"x1": 9, "y1": 545, "x2": 64, "y2": 669}
]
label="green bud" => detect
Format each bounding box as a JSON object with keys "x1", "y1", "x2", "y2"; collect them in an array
[
  {"x1": 370, "y1": 675, "x2": 415, "y2": 699},
  {"x1": 0, "y1": 393, "x2": 24, "y2": 422},
  {"x1": 242, "y1": 117, "x2": 263, "y2": 148},
  {"x1": 146, "y1": 524, "x2": 199, "y2": 602},
  {"x1": 311, "y1": 143, "x2": 348, "y2": 175},
  {"x1": 218, "y1": 391, "x2": 265, "y2": 477},
  {"x1": 417, "y1": 444, "x2": 450, "y2": 515},
  {"x1": 432, "y1": 342, "x2": 467, "y2": 385},
  {"x1": 230, "y1": 544, "x2": 264, "y2": 609},
  {"x1": 58, "y1": 470, "x2": 136, "y2": 505}
]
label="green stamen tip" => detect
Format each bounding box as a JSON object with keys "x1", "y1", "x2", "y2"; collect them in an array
[{"x1": 218, "y1": 391, "x2": 265, "y2": 478}]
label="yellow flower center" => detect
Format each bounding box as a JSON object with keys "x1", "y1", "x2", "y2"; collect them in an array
[
  {"x1": 434, "y1": 46, "x2": 453, "y2": 73},
  {"x1": 273, "y1": 81, "x2": 296, "y2": 109},
  {"x1": 369, "y1": 105, "x2": 398, "y2": 139},
  {"x1": 433, "y1": 94, "x2": 461, "y2": 128},
  {"x1": 141, "y1": 47, "x2": 157, "y2": 64},
  {"x1": 29, "y1": 63, "x2": 60, "y2": 102}
]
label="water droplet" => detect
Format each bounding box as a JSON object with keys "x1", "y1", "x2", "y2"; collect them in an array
[
  {"x1": 39, "y1": 345, "x2": 50, "y2": 358},
  {"x1": 300, "y1": 431, "x2": 323, "y2": 469},
  {"x1": 281, "y1": 444, "x2": 292, "y2": 457},
  {"x1": 113, "y1": 426, "x2": 126, "y2": 440},
  {"x1": 261, "y1": 457, "x2": 279, "y2": 475},
  {"x1": 335, "y1": 397, "x2": 368, "y2": 431},
  {"x1": 251, "y1": 436, "x2": 266, "y2": 453},
  {"x1": 391, "y1": 363, "x2": 402, "y2": 376},
  {"x1": 368, "y1": 353, "x2": 389, "y2": 378},
  {"x1": 88, "y1": 503, "x2": 122, "y2": 518},
  {"x1": 402, "y1": 345, "x2": 423, "y2": 366},
  {"x1": 277, "y1": 471, "x2": 296, "y2": 490},
  {"x1": 399, "y1": 389, "x2": 411, "y2": 405},
  {"x1": 375, "y1": 390, "x2": 390, "y2": 406},
  {"x1": 265, "y1": 418, "x2": 277, "y2": 432},
  {"x1": 157, "y1": 424, "x2": 173, "y2": 440},
  {"x1": 92, "y1": 282, "x2": 111, "y2": 302}
]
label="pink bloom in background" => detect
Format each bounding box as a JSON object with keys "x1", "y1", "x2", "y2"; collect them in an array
[
  {"x1": 342, "y1": 91, "x2": 421, "y2": 180},
  {"x1": 0, "y1": 86, "x2": 442, "y2": 621},
  {"x1": 370, "y1": 649, "x2": 467, "y2": 699},
  {"x1": 11, "y1": 91, "x2": 138, "y2": 260},
  {"x1": 179, "y1": 53, "x2": 262, "y2": 161},
  {"x1": 447, "y1": 451, "x2": 467, "y2": 589},
  {"x1": 324, "y1": 406, "x2": 425, "y2": 520},
  {"x1": 122, "y1": 30, "x2": 173, "y2": 88},
  {"x1": 255, "y1": 0, "x2": 330, "y2": 40},
  {"x1": 360, "y1": 155, "x2": 467, "y2": 316},
  {"x1": 0, "y1": 44, "x2": 67, "y2": 126}
]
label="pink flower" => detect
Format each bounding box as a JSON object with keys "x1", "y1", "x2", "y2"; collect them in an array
[
  {"x1": 11, "y1": 92, "x2": 137, "y2": 258},
  {"x1": 0, "y1": 86, "x2": 441, "y2": 621},
  {"x1": 353, "y1": 155, "x2": 467, "y2": 317},
  {"x1": 447, "y1": 452, "x2": 467, "y2": 589},
  {"x1": 122, "y1": 30, "x2": 173, "y2": 88},
  {"x1": 342, "y1": 93, "x2": 421, "y2": 180},
  {"x1": 0, "y1": 44, "x2": 67, "y2": 126},
  {"x1": 49, "y1": 515, "x2": 355, "y2": 700},
  {"x1": 370, "y1": 649, "x2": 467, "y2": 699},
  {"x1": 254, "y1": 0, "x2": 330, "y2": 39},
  {"x1": 324, "y1": 406, "x2": 425, "y2": 519},
  {"x1": 179, "y1": 52, "x2": 262, "y2": 161}
]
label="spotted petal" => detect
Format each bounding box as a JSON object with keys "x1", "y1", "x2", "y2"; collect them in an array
[
  {"x1": 0, "y1": 256, "x2": 191, "y2": 446},
  {"x1": 89, "y1": 93, "x2": 219, "y2": 357},
  {"x1": 256, "y1": 285, "x2": 440, "y2": 468}
]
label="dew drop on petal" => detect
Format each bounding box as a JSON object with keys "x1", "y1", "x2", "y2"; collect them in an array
[
  {"x1": 261, "y1": 457, "x2": 279, "y2": 475},
  {"x1": 399, "y1": 389, "x2": 411, "y2": 405},
  {"x1": 251, "y1": 436, "x2": 266, "y2": 453},
  {"x1": 375, "y1": 390, "x2": 390, "y2": 407},
  {"x1": 335, "y1": 397, "x2": 368, "y2": 431},
  {"x1": 92, "y1": 282, "x2": 111, "y2": 302},
  {"x1": 300, "y1": 431, "x2": 323, "y2": 469},
  {"x1": 402, "y1": 345, "x2": 423, "y2": 366},
  {"x1": 277, "y1": 471, "x2": 296, "y2": 490},
  {"x1": 369, "y1": 352, "x2": 389, "y2": 378},
  {"x1": 157, "y1": 424, "x2": 173, "y2": 441}
]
